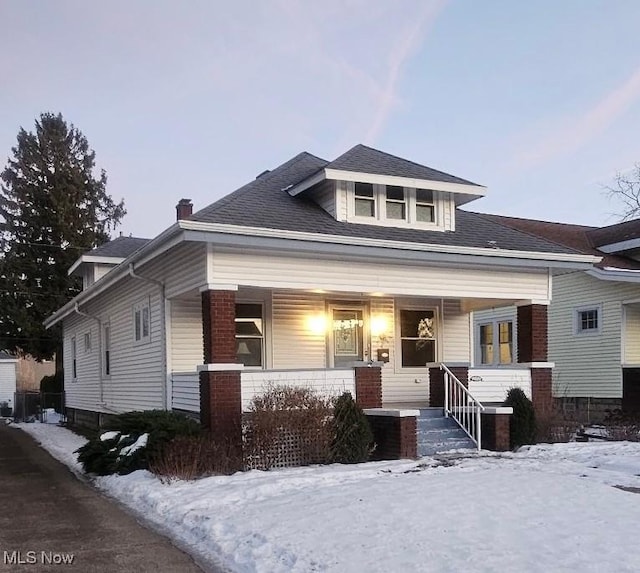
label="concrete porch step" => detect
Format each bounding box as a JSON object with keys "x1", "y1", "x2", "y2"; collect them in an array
[{"x1": 416, "y1": 408, "x2": 476, "y2": 457}]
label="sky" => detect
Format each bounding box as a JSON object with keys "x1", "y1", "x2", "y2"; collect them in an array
[{"x1": 2, "y1": 0, "x2": 640, "y2": 239}]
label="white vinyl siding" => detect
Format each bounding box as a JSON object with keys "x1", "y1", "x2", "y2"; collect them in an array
[
  {"x1": 209, "y1": 250, "x2": 550, "y2": 301},
  {"x1": 0, "y1": 361, "x2": 17, "y2": 407},
  {"x1": 62, "y1": 242, "x2": 207, "y2": 414},
  {"x1": 312, "y1": 180, "x2": 336, "y2": 218},
  {"x1": 467, "y1": 368, "x2": 532, "y2": 403},
  {"x1": 623, "y1": 303, "x2": 640, "y2": 364},
  {"x1": 549, "y1": 272, "x2": 640, "y2": 399},
  {"x1": 170, "y1": 298, "x2": 204, "y2": 372}
]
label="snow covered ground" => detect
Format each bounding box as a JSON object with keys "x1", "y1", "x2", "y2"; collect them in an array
[{"x1": 13, "y1": 422, "x2": 640, "y2": 573}]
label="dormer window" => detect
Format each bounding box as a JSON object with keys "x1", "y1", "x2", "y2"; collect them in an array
[
  {"x1": 355, "y1": 183, "x2": 375, "y2": 217},
  {"x1": 416, "y1": 189, "x2": 435, "y2": 223},
  {"x1": 386, "y1": 186, "x2": 406, "y2": 220}
]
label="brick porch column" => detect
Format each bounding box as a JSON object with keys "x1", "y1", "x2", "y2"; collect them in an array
[
  {"x1": 517, "y1": 303, "x2": 553, "y2": 413},
  {"x1": 354, "y1": 366, "x2": 382, "y2": 408},
  {"x1": 199, "y1": 287, "x2": 243, "y2": 449},
  {"x1": 428, "y1": 364, "x2": 469, "y2": 408}
]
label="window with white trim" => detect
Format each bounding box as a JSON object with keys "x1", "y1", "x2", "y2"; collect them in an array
[
  {"x1": 103, "y1": 322, "x2": 111, "y2": 376},
  {"x1": 71, "y1": 336, "x2": 77, "y2": 380},
  {"x1": 478, "y1": 320, "x2": 514, "y2": 365},
  {"x1": 354, "y1": 182, "x2": 376, "y2": 217},
  {"x1": 385, "y1": 185, "x2": 406, "y2": 220},
  {"x1": 235, "y1": 303, "x2": 264, "y2": 367},
  {"x1": 399, "y1": 309, "x2": 436, "y2": 367},
  {"x1": 133, "y1": 300, "x2": 151, "y2": 344},
  {"x1": 84, "y1": 332, "x2": 92, "y2": 353},
  {"x1": 575, "y1": 306, "x2": 601, "y2": 335},
  {"x1": 416, "y1": 189, "x2": 435, "y2": 223}
]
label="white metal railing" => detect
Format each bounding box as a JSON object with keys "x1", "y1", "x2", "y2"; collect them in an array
[{"x1": 441, "y1": 363, "x2": 485, "y2": 451}]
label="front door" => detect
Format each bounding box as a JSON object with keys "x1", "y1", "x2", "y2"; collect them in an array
[{"x1": 331, "y1": 307, "x2": 366, "y2": 367}]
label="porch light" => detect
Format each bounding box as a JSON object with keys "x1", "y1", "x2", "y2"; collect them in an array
[
  {"x1": 370, "y1": 315, "x2": 389, "y2": 340},
  {"x1": 307, "y1": 314, "x2": 327, "y2": 335}
]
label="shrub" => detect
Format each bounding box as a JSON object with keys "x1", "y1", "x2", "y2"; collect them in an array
[
  {"x1": 149, "y1": 434, "x2": 241, "y2": 481},
  {"x1": 535, "y1": 408, "x2": 580, "y2": 443},
  {"x1": 602, "y1": 410, "x2": 640, "y2": 442},
  {"x1": 244, "y1": 385, "x2": 333, "y2": 470},
  {"x1": 40, "y1": 372, "x2": 63, "y2": 394},
  {"x1": 503, "y1": 387, "x2": 536, "y2": 449},
  {"x1": 329, "y1": 392, "x2": 373, "y2": 464},
  {"x1": 76, "y1": 410, "x2": 201, "y2": 475}
]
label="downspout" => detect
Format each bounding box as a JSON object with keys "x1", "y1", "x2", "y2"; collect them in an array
[
  {"x1": 128, "y1": 263, "x2": 169, "y2": 410},
  {"x1": 73, "y1": 304, "x2": 104, "y2": 405}
]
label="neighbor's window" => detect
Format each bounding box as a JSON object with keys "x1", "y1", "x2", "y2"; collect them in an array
[
  {"x1": 478, "y1": 321, "x2": 513, "y2": 365},
  {"x1": 235, "y1": 303, "x2": 264, "y2": 367},
  {"x1": 71, "y1": 336, "x2": 77, "y2": 379},
  {"x1": 84, "y1": 332, "x2": 92, "y2": 353},
  {"x1": 103, "y1": 323, "x2": 111, "y2": 376},
  {"x1": 133, "y1": 300, "x2": 151, "y2": 343},
  {"x1": 354, "y1": 182, "x2": 375, "y2": 217},
  {"x1": 399, "y1": 309, "x2": 436, "y2": 367},
  {"x1": 416, "y1": 189, "x2": 435, "y2": 223},
  {"x1": 575, "y1": 306, "x2": 601, "y2": 335},
  {"x1": 385, "y1": 185, "x2": 406, "y2": 220}
]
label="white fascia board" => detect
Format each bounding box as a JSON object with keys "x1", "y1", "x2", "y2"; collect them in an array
[
  {"x1": 324, "y1": 168, "x2": 487, "y2": 198},
  {"x1": 597, "y1": 238, "x2": 640, "y2": 253},
  {"x1": 67, "y1": 255, "x2": 126, "y2": 276},
  {"x1": 587, "y1": 267, "x2": 640, "y2": 283},
  {"x1": 179, "y1": 220, "x2": 600, "y2": 267},
  {"x1": 286, "y1": 169, "x2": 327, "y2": 196},
  {"x1": 45, "y1": 224, "x2": 183, "y2": 329}
]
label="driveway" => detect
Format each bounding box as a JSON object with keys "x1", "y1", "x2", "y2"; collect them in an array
[{"x1": 0, "y1": 423, "x2": 210, "y2": 572}]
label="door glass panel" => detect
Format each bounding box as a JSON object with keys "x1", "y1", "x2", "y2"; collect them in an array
[{"x1": 332, "y1": 309, "x2": 364, "y2": 367}]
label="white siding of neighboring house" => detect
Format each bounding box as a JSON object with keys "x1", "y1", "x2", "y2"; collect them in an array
[
  {"x1": 623, "y1": 303, "x2": 640, "y2": 364},
  {"x1": 63, "y1": 242, "x2": 207, "y2": 414},
  {"x1": 0, "y1": 361, "x2": 17, "y2": 407},
  {"x1": 209, "y1": 249, "x2": 550, "y2": 301},
  {"x1": 549, "y1": 272, "x2": 640, "y2": 399}
]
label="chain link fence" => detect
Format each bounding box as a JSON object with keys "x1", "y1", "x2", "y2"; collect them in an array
[{"x1": 12, "y1": 391, "x2": 65, "y2": 423}]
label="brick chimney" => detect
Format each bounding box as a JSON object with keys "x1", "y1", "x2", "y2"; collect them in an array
[{"x1": 176, "y1": 198, "x2": 193, "y2": 221}]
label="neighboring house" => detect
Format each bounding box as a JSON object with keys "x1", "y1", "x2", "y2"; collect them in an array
[
  {"x1": 472, "y1": 214, "x2": 640, "y2": 420},
  {"x1": 0, "y1": 352, "x2": 18, "y2": 411},
  {"x1": 15, "y1": 355, "x2": 55, "y2": 392},
  {"x1": 44, "y1": 144, "x2": 597, "y2": 434}
]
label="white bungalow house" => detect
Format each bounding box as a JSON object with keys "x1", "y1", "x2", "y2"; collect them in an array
[
  {"x1": 45, "y1": 145, "x2": 598, "y2": 445},
  {"x1": 471, "y1": 214, "x2": 640, "y2": 420}
]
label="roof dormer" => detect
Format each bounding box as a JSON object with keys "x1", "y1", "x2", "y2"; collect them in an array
[{"x1": 287, "y1": 144, "x2": 485, "y2": 232}]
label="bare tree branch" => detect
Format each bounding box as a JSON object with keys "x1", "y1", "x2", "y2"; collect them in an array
[{"x1": 604, "y1": 164, "x2": 640, "y2": 221}]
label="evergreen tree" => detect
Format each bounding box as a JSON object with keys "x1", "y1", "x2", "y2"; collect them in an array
[
  {"x1": 0, "y1": 113, "x2": 125, "y2": 363},
  {"x1": 329, "y1": 392, "x2": 374, "y2": 463}
]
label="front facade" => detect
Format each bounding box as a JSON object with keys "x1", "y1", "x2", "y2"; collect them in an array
[{"x1": 45, "y1": 145, "x2": 597, "y2": 430}]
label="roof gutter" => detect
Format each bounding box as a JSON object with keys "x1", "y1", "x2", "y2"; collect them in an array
[{"x1": 587, "y1": 267, "x2": 640, "y2": 283}]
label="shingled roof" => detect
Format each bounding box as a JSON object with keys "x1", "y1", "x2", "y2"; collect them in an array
[
  {"x1": 88, "y1": 236, "x2": 150, "y2": 259},
  {"x1": 475, "y1": 213, "x2": 638, "y2": 269},
  {"x1": 191, "y1": 150, "x2": 580, "y2": 256},
  {"x1": 326, "y1": 144, "x2": 480, "y2": 186}
]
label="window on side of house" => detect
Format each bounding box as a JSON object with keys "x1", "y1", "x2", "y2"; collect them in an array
[
  {"x1": 133, "y1": 300, "x2": 151, "y2": 343},
  {"x1": 71, "y1": 336, "x2": 77, "y2": 380},
  {"x1": 478, "y1": 320, "x2": 514, "y2": 365},
  {"x1": 575, "y1": 306, "x2": 601, "y2": 335},
  {"x1": 354, "y1": 182, "x2": 376, "y2": 217},
  {"x1": 416, "y1": 189, "x2": 435, "y2": 223},
  {"x1": 84, "y1": 332, "x2": 92, "y2": 353},
  {"x1": 399, "y1": 309, "x2": 436, "y2": 367},
  {"x1": 103, "y1": 323, "x2": 111, "y2": 376},
  {"x1": 235, "y1": 303, "x2": 264, "y2": 367},
  {"x1": 385, "y1": 185, "x2": 406, "y2": 220}
]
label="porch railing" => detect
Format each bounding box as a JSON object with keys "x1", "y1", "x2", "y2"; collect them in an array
[{"x1": 441, "y1": 363, "x2": 484, "y2": 451}]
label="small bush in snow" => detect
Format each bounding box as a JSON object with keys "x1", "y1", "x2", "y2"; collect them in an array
[
  {"x1": 76, "y1": 410, "x2": 201, "y2": 475},
  {"x1": 602, "y1": 410, "x2": 640, "y2": 442},
  {"x1": 244, "y1": 385, "x2": 333, "y2": 470},
  {"x1": 329, "y1": 392, "x2": 373, "y2": 464},
  {"x1": 503, "y1": 388, "x2": 536, "y2": 449},
  {"x1": 149, "y1": 434, "x2": 241, "y2": 481}
]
